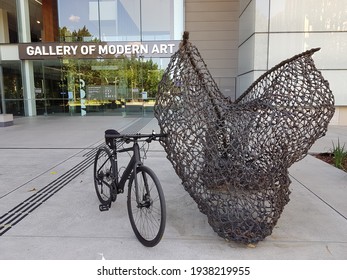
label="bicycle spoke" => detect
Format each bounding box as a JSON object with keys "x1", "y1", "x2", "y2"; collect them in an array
[{"x1": 94, "y1": 147, "x2": 114, "y2": 204}]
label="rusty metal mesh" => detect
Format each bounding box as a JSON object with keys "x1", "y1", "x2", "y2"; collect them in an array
[{"x1": 154, "y1": 34, "x2": 335, "y2": 244}]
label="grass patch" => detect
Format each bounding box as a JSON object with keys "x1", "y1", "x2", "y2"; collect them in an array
[{"x1": 331, "y1": 139, "x2": 347, "y2": 170}]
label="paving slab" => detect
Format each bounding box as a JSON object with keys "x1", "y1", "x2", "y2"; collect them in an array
[{"x1": 0, "y1": 116, "x2": 346, "y2": 260}]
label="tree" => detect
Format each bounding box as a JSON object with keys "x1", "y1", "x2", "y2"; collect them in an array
[{"x1": 59, "y1": 25, "x2": 93, "y2": 42}]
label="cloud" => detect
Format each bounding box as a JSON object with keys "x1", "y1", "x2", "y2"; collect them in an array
[{"x1": 69, "y1": 14, "x2": 80, "y2": 23}]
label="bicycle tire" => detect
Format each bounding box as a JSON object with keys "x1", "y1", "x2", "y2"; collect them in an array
[
  {"x1": 94, "y1": 146, "x2": 116, "y2": 205},
  {"x1": 127, "y1": 165, "x2": 166, "y2": 247}
]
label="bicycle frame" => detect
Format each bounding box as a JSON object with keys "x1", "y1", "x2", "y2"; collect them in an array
[
  {"x1": 113, "y1": 141, "x2": 145, "y2": 204},
  {"x1": 95, "y1": 131, "x2": 167, "y2": 247}
]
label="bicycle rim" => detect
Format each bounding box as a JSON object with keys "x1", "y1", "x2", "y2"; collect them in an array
[
  {"x1": 94, "y1": 147, "x2": 115, "y2": 204},
  {"x1": 127, "y1": 165, "x2": 166, "y2": 247}
]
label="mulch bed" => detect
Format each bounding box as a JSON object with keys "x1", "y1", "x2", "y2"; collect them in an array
[{"x1": 314, "y1": 152, "x2": 347, "y2": 171}]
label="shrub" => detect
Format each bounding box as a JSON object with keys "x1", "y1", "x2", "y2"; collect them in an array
[{"x1": 331, "y1": 139, "x2": 347, "y2": 170}]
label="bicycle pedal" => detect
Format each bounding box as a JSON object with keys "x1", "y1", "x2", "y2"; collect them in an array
[{"x1": 99, "y1": 204, "x2": 110, "y2": 212}]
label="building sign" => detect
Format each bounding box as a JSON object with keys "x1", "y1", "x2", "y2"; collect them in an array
[{"x1": 18, "y1": 41, "x2": 179, "y2": 60}]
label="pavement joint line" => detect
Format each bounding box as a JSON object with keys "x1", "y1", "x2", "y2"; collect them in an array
[
  {"x1": 0, "y1": 147, "x2": 97, "y2": 150},
  {"x1": 0, "y1": 117, "x2": 154, "y2": 237},
  {"x1": 0, "y1": 118, "x2": 145, "y2": 201},
  {"x1": 1, "y1": 233, "x2": 346, "y2": 245},
  {"x1": 0, "y1": 158, "x2": 95, "y2": 236},
  {"x1": 0, "y1": 147, "x2": 94, "y2": 200},
  {"x1": 289, "y1": 174, "x2": 347, "y2": 221}
]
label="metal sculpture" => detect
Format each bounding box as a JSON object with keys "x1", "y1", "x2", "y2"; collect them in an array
[{"x1": 154, "y1": 32, "x2": 335, "y2": 244}]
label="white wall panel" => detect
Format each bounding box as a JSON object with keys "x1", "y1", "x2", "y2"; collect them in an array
[{"x1": 185, "y1": 0, "x2": 239, "y2": 97}]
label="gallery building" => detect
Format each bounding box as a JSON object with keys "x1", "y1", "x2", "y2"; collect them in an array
[{"x1": 0, "y1": 0, "x2": 346, "y2": 124}]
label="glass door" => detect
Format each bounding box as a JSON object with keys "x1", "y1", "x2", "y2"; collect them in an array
[
  {"x1": 61, "y1": 56, "x2": 164, "y2": 116},
  {"x1": 34, "y1": 60, "x2": 68, "y2": 115}
]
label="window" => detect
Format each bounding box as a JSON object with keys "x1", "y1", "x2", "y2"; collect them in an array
[{"x1": 57, "y1": 0, "x2": 183, "y2": 42}]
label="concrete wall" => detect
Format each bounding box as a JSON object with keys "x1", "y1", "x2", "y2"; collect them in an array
[
  {"x1": 185, "y1": 0, "x2": 239, "y2": 100},
  {"x1": 238, "y1": 0, "x2": 347, "y2": 125}
]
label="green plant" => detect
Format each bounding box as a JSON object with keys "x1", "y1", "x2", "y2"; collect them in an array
[{"x1": 331, "y1": 139, "x2": 347, "y2": 170}]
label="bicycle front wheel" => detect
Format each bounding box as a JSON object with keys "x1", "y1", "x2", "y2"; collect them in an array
[
  {"x1": 94, "y1": 146, "x2": 115, "y2": 205},
  {"x1": 127, "y1": 165, "x2": 166, "y2": 247}
]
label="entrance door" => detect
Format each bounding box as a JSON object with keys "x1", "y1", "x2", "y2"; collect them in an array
[
  {"x1": 61, "y1": 56, "x2": 164, "y2": 116},
  {"x1": 31, "y1": 56, "x2": 165, "y2": 116},
  {"x1": 33, "y1": 60, "x2": 68, "y2": 115}
]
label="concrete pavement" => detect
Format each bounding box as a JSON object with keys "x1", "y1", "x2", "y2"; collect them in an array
[{"x1": 0, "y1": 115, "x2": 346, "y2": 259}]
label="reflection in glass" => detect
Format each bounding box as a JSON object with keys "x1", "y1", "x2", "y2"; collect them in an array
[
  {"x1": 58, "y1": 0, "x2": 100, "y2": 41},
  {"x1": 100, "y1": 0, "x2": 141, "y2": 41},
  {"x1": 141, "y1": 0, "x2": 171, "y2": 40},
  {"x1": 33, "y1": 60, "x2": 67, "y2": 115},
  {"x1": 57, "y1": 0, "x2": 183, "y2": 42},
  {"x1": 29, "y1": 0, "x2": 43, "y2": 42},
  {"x1": 0, "y1": 0, "x2": 18, "y2": 43},
  {"x1": 2, "y1": 62, "x2": 23, "y2": 115},
  {"x1": 58, "y1": 57, "x2": 164, "y2": 115}
]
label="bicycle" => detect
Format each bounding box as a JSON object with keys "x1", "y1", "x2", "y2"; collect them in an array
[{"x1": 93, "y1": 129, "x2": 167, "y2": 247}]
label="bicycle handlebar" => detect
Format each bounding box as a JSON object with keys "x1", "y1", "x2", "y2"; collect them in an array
[{"x1": 105, "y1": 132, "x2": 167, "y2": 143}]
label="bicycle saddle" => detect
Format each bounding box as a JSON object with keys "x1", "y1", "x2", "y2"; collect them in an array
[{"x1": 105, "y1": 129, "x2": 120, "y2": 149}]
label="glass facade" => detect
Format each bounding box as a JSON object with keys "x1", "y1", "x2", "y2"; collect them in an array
[
  {"x1": 57, "y1": 0, "x2": 176, "y2": 42},
  {"x1": 0, "y1": 0, "x2": 18, "y2": 43},
  {"x1": 0, "y1": 0, "x2": 183, "y2": 116},
  {"x1": 2, "y1": 0, "x2": 346, "y2": 123},
  {"x1": 1, "y1": 61, "x2": 22, "y2": 115}
]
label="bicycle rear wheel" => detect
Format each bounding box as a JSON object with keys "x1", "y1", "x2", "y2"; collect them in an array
[
  {"x1": 127, "y1": 165, "x2": 166, "y2": 247},
  {"x1": 94, "y1": 146, "x2": 115, "y2": 205}
]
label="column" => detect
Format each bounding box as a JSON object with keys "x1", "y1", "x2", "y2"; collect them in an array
[
  {"x1": 17, "y1": 0, "x2": 36, "y2": 116},
  {"x1": 22, "y1": 60, "x2": 36, "y2": 116},
  {"x1": 0, "y1": 65, "x2": 5, "y2": 113},
  {"x1": 171, "y1": 0, "x2": 184, "y2": 40},
  {"x1": 16, "y1": 0, "x2": 31, "y2": 42}
]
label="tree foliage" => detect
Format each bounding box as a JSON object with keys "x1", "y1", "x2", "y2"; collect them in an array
[
  {"x1": 59, "y1": 25, "x2": 95, "y2": 42},
  {"x1": 62, "y1": 56, "x2": 163, "y2": 99},
  {"x1": 59, "y1": 26, "x2": 164, "y2": 99}
]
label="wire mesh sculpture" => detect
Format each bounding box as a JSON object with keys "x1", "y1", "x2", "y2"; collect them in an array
[{"x1": 154, "y1": 32, "x2": 335, "y2": 244}]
